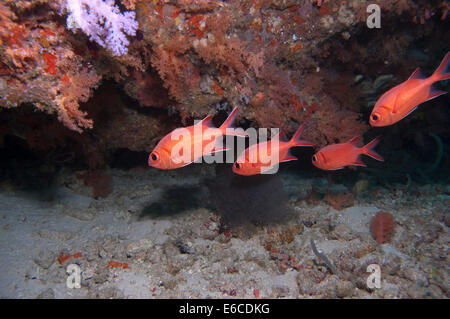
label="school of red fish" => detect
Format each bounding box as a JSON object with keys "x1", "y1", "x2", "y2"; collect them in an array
[{"x1": 149, "y1": 52, "x2": 449, "y2": 176}]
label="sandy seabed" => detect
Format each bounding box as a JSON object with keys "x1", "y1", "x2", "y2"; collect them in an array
[{"x1": 0, "y1": 165, "x2": 448, "y2": 299}]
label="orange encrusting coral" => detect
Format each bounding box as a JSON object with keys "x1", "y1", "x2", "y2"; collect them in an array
[
  {"x1": 107, "y1": 261, "x2": 129, "y2": 269},
  {"x1": 0, "y1": 2, "x2": 101, "y2": 133},
  {"x1": 151, "y1": 47, "x2": 201, "y2": 101},
  {"x1": 59, "y1": 252, "x2": 82, "y2": 264},
  {"x1": 42, "y1": 52, "x2": 57, "y2": 75}
]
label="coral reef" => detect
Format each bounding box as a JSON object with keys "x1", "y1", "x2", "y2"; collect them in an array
[
  {"x1": 0, "y1": 0, "x2": 448, "y2": 168},
  {"x1": 0, "y1": 2, "x2": 101, "y2": 132}
]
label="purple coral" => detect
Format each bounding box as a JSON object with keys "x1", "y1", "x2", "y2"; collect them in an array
[{"x1": 64, "y1": 0, "x2": 138, "y2": 56}]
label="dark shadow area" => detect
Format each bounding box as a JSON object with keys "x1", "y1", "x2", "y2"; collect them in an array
[
  {"x1": 208, "y1": 165, "x2": 295, "y2": 228},
  {"x1": 139, "y1": 185, "x2": 207, "y2": 220},
  {"x1": 110, "y1": 148, "x2": 148, "y2": 169},
  {"x1": 0, "y1": 134, "x2": 60, "y2": 201}
]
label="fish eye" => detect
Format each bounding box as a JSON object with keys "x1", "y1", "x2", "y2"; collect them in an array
[
  {"x1": 312, "y1": 155, "x2": 317, "y2": 162},
  {"x1": 371, "y1": 113, "x2": 380, "y2": 122},
  {"x1": 150, "y1": 152, "x2": 158, "y2": 161},
  {"x1": 235, "y1": 163, "x2": 241, "y2": 169}
]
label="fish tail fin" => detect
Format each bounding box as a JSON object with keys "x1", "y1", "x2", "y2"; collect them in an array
[
  {"x1": 219, "y1": 106, "x2": 248, "y2": 137},
  {"x1": 426, "y1": 52, "x2": 450, "y2": 101},
  {"x1": 431, "y1": 51, "x2": 450, "y2": 82},
  {"x1": 289, "y1": 124, "x2": 315, "y2": 147},
  {"x1": 362, "y1": 136, "x2": 384, "y2": 162}
]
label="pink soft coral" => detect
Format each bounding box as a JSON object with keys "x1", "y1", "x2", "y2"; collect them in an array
[{"x1": 64, "y1": 0, "x2": 138, "y2": 56}]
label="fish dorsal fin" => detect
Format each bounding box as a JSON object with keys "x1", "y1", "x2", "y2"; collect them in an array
[
  {"x1": 347, "y1": 136, "x2": 360, "y2": 145},
  {"x1": 271, "y1": 130, "x2": 281, "y2": 141},
  {"x1": 198, "y1": 115, "x2": 215, "y2": 128},
  {"x1": 408, "y1": 67, "x2": 426, "y2": 80}
]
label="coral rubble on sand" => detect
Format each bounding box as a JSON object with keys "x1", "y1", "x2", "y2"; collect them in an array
[{"x1": 0, "y1": 167, "x2": 448, "y2": 298}]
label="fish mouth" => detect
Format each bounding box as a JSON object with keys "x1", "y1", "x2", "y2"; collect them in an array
[
  {"x1": 311, "y1": 159, "x2": 324, "y2": 170},
  {"x1": 232, "y1": 162, "x2": 243, "y2": 173},
  {"x1": 232, "y1": 165, "x2": 254, "y2": 176},
  {"x1": 232, "y1": 165, "x2": 241, "y2": 175},
  {"x1": 369, "y1": 120, "x2": 383, "y2": 127},
  {"x1": 234, "y1": 169, "x2": 259, "y2": 176},
  {"x1": 148, "y1": 156, "x2": 157, "y2": 167}
]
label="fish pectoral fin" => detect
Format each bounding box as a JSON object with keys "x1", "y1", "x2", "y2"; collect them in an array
[
  {"x1": 392, "y1": 93, "x2": 401, "y2": 114},
  {"x1": 207, "y1": 147, "x2": 229, "y2": 154},
  {"x1": 380, "y1": 104, "x2": 394, "y2": 114},
  {"x1": 260, "y1": 165, "x2": 278, "y2": 174},
  {"x1": 180, "y1": 159, "x2": 196, "y2": 167},
  {"x1": 408, "y1": 67, "x2": 426, "y2": 80}
]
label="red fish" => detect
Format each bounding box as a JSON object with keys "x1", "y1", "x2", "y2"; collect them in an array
[
  {"x1": 312, "y1": 136, "x2": 383, "y2": 170},
  {"x1": 370, "y1": 52, "x2": 450, "y2": 127},
  {"x1": 233, "y1": 124, "x2": 314, "y2": 176},
  {"x1": 149, "y1": 107, "x2": 246, "y2": 169}
]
